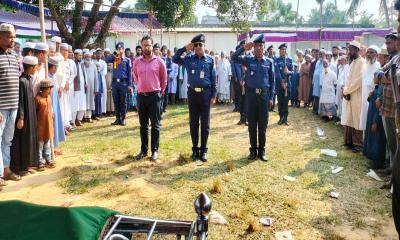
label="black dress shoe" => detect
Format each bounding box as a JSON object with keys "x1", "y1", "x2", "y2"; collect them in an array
[
  {"x1": 200, "y1": 152, "x2": 208, "y2": 162},
  {"x1": 119, "y1": 119, "x2": 126, "y2": 126},
  {"x1": 151, "y1": 151, "x2": 158, "y2": 161},
  {"x1": 248, "y1": 150, "x2": 257, "y2": 160},
  {"x1": 258, "y1": 151, "x2": 267, "y2": 161},
  {"x1": 283, "y1": 121, "x2": 289, "y2": 126},
  {"x1": 135, "y1": 151, "x2": 148, "y2": 160},
  {"x1": 278, "y1": 119, "x2": 283, "y2": 125},
  {"x1": 111, "y1": 119, "x2": 120, "y2": 125},
  {"x1": 191, "y1": 149, "x2": 200, "y2": 161}
]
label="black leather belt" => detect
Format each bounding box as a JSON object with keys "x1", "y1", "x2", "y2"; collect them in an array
[
  {"x1": 113, "y1": 78, "x2": 128, "y2": 83},
  {"x1": 247, "y1": 87, "x2": 269, "y2": 94},
  {"x1": 138, "y1": 91, "x2": 160, "y2": 96},
  {"x1": 189, "y1": 86, "x2": 210, "y2": 93}
]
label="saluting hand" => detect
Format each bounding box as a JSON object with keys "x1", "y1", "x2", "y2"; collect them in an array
[
  {"x1": 185, "y1": 43, "x2": 194, "y2": 52},
  {"x1": 128, "y1": 86, "x2": 132, "y2": 93},
  {"x1": 243, "y1": 42, "x2": 254, "y2": 51},
  {"x1": 0, "y1": 112, "x2": 3, "y2": 124}
]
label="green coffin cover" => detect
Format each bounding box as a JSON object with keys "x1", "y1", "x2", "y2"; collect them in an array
[{"x1": 0, "y1": 200, "x2": 117, "y2": 240}]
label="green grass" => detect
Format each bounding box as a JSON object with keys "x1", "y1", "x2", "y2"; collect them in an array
[{"x1": 55, "y1": 104, "x2": 394, "y2": 239}]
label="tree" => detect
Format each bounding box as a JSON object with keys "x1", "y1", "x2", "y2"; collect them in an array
[
  {"x1": 18, "y1": 0, "x2": 125, "y2": 48},
  {"x1": 308, "y1": 2, "x2": 349, "y2": 25},
  {"x1": 143, "y1": 0, "x2": 197, "y2": 29},
  {"x1": 203, "y1": 0, "x2": 299, "y2": 32},
  {"x1": 346, "y1": 0, "x2": 390, "y2": 27},
  {"x1": 357, "y1": 10, "x2": 376, "y2": 26}
]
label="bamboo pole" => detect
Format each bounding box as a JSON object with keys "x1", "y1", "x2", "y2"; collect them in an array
[
  {"x1": 38, "y1": 0, "x2": 48, "y2": 78},
  {"x1": 39, "y1": 0, "x2": 55, "y2": 162}
]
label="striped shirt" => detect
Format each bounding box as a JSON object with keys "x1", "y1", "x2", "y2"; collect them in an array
[{"x1": 0, "y1": 49, "x2": 20, "y2": 109}]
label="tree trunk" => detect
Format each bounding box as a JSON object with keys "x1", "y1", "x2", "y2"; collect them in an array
[
  {"x1": 381, "y1": 0, "x2": 390, "y2": 28},
  {"x1": 72, "y1": 0, "x2": 84, "y2": 40},
  {"x1": 78, "y1": 0, "x2": 103, "y2": 49},
  {"x1": 91, "y1": 0, "x2": 124, "y2": 48},
  {"x1": 47, "y1": 0, "x2": 75, "y2": 46}
]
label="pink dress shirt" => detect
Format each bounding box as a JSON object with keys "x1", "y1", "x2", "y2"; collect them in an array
[{"x1": 132, "y1": 55, "x2": 167, "y2": 93}]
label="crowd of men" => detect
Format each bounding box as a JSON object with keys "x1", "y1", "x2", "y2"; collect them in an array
[{"x1": 3, "y1": 7, "x2": 400, "y2": 235}]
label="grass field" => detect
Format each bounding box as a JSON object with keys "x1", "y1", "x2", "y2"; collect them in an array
[{"x1": 0, "y1": 104, "x2": 397, "y2": 239}]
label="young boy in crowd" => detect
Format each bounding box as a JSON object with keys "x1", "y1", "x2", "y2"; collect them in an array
[
  {"x1": 35, "y1": 80, "x2": 55, "y2": 170},
  {"x1": 10, "y1": 56, "x2": 39, "y2": 177}
]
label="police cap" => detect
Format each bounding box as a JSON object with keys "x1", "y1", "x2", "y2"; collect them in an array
[{"x1": 191, "y1": 34, "x2": 205, "y2": 43}]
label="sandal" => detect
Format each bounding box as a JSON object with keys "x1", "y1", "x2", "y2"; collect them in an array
[
  {"x1": 18, "y1": 170, "x2": 30, "y2": 176},
  {"x1": 3, "y1": 172, "x2": 22, "y2": 181},
  {"x1": 46, "y1": 162, "x2": 56, "y2": 168},
  {"x1": 0, "y1": 178, "x2": 7, "y2": 186},
  {"x1": 36, "y1": 164, "x2": 45, "y2": 172}
]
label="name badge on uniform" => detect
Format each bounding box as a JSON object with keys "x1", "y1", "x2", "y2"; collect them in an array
[
  {"x1": 250, "y1": 71, "x2": 254, "y2": 76},
  {"x1": 191, "y1": 69, "x2": 195, "y2": 75},
  {"x1": 200, "y1": 70, "x2": 205, "y2": 79}
]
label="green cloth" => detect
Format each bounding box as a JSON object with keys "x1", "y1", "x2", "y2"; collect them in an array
[{"x1": 0, "y1": 201, "x2": 117, "y2": 240}]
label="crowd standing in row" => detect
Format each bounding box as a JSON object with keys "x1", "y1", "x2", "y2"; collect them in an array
[{"x1": 2, "y1": 15, "x2": 400, "y2": 236}]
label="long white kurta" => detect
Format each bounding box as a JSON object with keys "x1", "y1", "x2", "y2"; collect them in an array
[
  {"x1": 179, "y1": 66, "x2": 188, "y2": 99},
  {"x1": 319, "y1": 68, "x2": 337, "y2": 104},
  {"x1": 83, "y1": 62, "x2": 98, "y2": 111},
  {"x1": 168, "y1": 63, "x2": 179, "y2": 94},
  {"x1": 337, "y1": 64, "x2": 350, "y2": 121},
  {"x1": 71, "y1": 62, "x2": 87, "y2": 112},
  {"x1": 57, "y1": 59, "x2": 74, "y2": 126},
  {"x1": 217, "y1": 58, "x2": 232, "y2": 98},
  {"x1": 94, "y1": 59, "x2": 107, "y2": 113},
  {"x1": 32, "y1": 64, "x2": 46, "y2": 96},
  {"x1": 359, "y1": 61, "x2": 381, "y2": 130},
  {"x1": 68, "y1": 59, "x2": 77, "y2": 120}
]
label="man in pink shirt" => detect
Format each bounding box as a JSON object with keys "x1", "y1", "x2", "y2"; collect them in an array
[{"x1": 132, "y1": 35, "x2": 167, "y2": 161}]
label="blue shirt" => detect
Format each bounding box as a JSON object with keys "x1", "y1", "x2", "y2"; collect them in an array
[
  {"x1": 172, "y1": 47, "x2": 217, "y2": 97},
  {"x1": 231, "y1": 47, "x2": 275, "y2": 100},
  {"x1": 105, "y1": 55, "x2": 132, "y2": 85},
  {"x1": 274, "y1": 56, "x2": 293, "y2": 92}
]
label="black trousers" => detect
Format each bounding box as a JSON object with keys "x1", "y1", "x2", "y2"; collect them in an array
[
  {"x1": 233, "y1": 80, "x2": 241, "y2": 110},
  {"x1": 312, "y1": 96, "x2": 320, "y2": 114},
  {"x1": 240, "y1": 91, "x2": 247, "y2": 122},
  {"x1": 162, "y1": 81, "x2": 169, "y2": 112},
  {"x1": 111, "y1": 81, "x2": 128, "y2": 121},
  {"x1": 277, "y1": 89, "x2": 289, "y2": 122},
  {"x1": 137, "y1": 92, "x2": 162, "y2": 153},
  {"x1": 246, "y1": 89, "x2": 270, "y2": 151},
  {"x1": 188, "y1": 88, "x2": 211, "y2": 152}
]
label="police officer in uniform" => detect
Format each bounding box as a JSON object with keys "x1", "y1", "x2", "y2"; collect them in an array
[
  {"x1": 232, "y1": 35, "x2": 275, "y2": 161},
  {"x1": 275, "y1": 43, "x2": 293, "y2": 125},
  {"x1": 266, "y1": 45, "x2": 277, "y2": 112},
  {"x1": 105, "y1": 42, "x2": 132, "y2": 126},
  {"x1": 172, "y1": 34, "x2": 217, "y2": 162}
]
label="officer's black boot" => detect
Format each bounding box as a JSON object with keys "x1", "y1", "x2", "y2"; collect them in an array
[
  {"x1": 120, "y1": 115, "x2": 126, "y2": 126},
  {"x1": 248, "y1": 148, "x2": 257, "y2": 160},
  {"x1": 191, "y1": 147, "x2": 200, "y2": 161},
  {"x1": 200, "y1": 148, "x2": 208, "y2": 162},
  {"x1": 258, "y1": 148, "x2": 267, "y2": 161},
  {"x1": 278, "y1": 115, "x2": 283, "y2": 125},
  {"x1": 111, "y1": 116, "x2": 120, "y2": 125}
]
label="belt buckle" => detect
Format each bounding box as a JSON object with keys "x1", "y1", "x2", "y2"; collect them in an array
[
  {"x1": 194, "y1": 87, "x2": 202, "y2": 93},
  {"x1": 255, "y1": 88, "x2": 261, "y2": 94},
  {"x1": 116, "y1": 78, "x2": 120, "y2": 83}
]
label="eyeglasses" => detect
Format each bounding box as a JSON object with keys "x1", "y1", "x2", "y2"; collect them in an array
[{"x1": 194, "y1": 43, "x2": 203, "y2": 47}]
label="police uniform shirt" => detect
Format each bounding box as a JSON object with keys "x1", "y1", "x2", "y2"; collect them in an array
[
  {"x1": 231, "y1": 47, "x2": 275, "y2": 100},
  {"x1": 105, "y1": 55, "x2": 132, "y2": 85},
  {"x1": 274, "y1": 56, "x2": 293, "y2": 84},
  {"x1": 172, "y1": 47, "x2": 217, "y2": 97}
]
